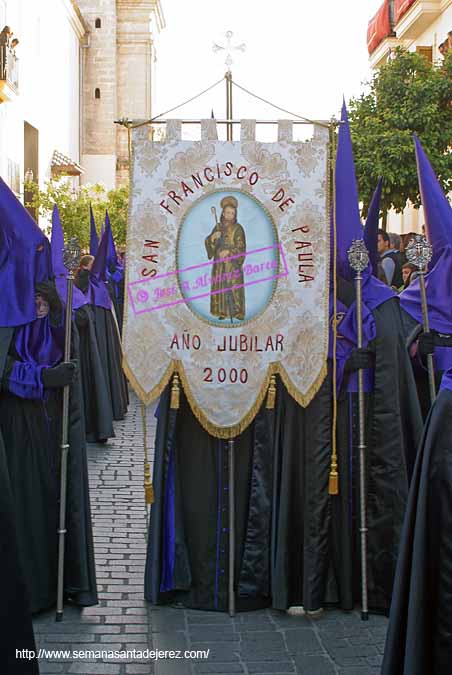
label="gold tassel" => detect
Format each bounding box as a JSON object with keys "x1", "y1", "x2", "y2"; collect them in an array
[
  {"x1": 266, "y1": 375, "x2": 276, "y2": 409},
  {"x1": 144, "y1": 462, "x2": 154, "y2": 505},
  {"x1": 170, "y1": 372, "x2": 180, "y2": 410},
  {"x1": 328, "y1": 467, "x2": 339, "y2": 496}
]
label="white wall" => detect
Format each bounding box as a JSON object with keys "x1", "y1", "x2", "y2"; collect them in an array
[
  {"x1": 81, "y1": 153, "x2": 116, "y2": 190},
  {"x1": 0, "y1": 0, "x2": 81, "y2": 208},
  {"x1": 407, "y1": 5, "x2": 452, "y2": 59}
]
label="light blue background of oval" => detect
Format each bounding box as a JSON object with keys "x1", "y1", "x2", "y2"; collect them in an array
[{"x1": 177, "y1": 190, "x2": 278, "y2": 325}]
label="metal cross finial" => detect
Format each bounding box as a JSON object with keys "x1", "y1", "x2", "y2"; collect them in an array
[
  {"x1": 348, "y1": 239, "x2": 369, "y2": 274},
  {"x1": 405, "y1": 234, "x2": 433, "y2": 271},
  {"x1": 63, "y1": 237, "x2": 81, "y2": 272},
  {"x1": 212, "y1": 31, "x2": 246, "y2": 71}
]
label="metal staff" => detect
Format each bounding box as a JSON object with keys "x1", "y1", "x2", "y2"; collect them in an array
[
  {"x1": 56, "y1": 237, "x2": 81, "y2": 622},
  {"x1": 405, "y1": 234, "x2": 435, "y2": 405},
  {"x1": 228, "y1": 437, "x2": 236, "y2": 617},
  {"x1": 347, "y1": 239, "x2": 370, "y2": 621}
]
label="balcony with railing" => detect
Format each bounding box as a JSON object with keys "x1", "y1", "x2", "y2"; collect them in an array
[
  {"x1": 0, "y1": 44, "x2": 19, "y2": 102},
  {"x1": 367, "y1": 0, "x2": 447, "y2": 68},
  {"x1": 395, "y1": 0, "x2": 442, "y2": 39}
]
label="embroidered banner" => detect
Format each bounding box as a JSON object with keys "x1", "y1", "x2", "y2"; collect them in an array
[{"x1": 123, "y1": 120, "x2": 331, "y2": 437}]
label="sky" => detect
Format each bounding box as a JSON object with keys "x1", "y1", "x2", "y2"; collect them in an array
[{"x1": 153, "y1": 0, "x2": 384, "y2": 140}]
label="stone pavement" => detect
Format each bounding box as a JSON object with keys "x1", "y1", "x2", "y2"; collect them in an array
[{"x1": 33, "y1": 393, "x2": 388, "y2": 675}]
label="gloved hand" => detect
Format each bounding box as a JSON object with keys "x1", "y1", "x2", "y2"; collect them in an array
[
  {"x1": 41, "y1": 361, "x2": 78, "y2": 389},
  {"x1": 336, "y1": 275, "x2": 356, "y2": 308},
  {"x1": 418, "y1": 331, "x2": 435, "y2": 358},
  {"x1": 345, "y1": 347, "x2": 375, "y2": 373},
  {"x1": 74, "y1": 307, "x2": 89, "y2": 329},
  {"x1": 75, "y1": 269, "x2": 90, "y2": 293}
]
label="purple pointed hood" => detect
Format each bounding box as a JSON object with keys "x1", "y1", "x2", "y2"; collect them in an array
[
  {"x1": 333, "y1": 102, "x2": 394, "y2": 310},
  {"x1": 89, "y1": 205, "x2": 99, "y2": 256},
  {"x1": 85, "y1": 228, "x2": 112, "y2": 309},
  {"x1": 0, "y1": 177, "x2": 52, "y2": 327},
  {"x1": 105, "y1": 210, "x2": 119, "y2": 269},
  {"x1": 51, "y1": 204, "x2": 87, "y2": 311},
  {"x1": 414, "y1": 134, "x2": 451, "y2": 260},
  {"x1": 329, "y1": 105, "x2": 394, "y2": 394},
  {"x1": 364, "y1": 179, "x2": 383, "y2": 277},
  {"x1": 400, "y1": 136, "x2": 452, "y2": 333}
]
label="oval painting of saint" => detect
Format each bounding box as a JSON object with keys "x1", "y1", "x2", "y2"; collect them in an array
[{"x1": 177, "y1": 190, "x2": 279, "y2": 326}]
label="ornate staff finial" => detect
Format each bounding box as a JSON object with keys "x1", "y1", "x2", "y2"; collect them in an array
[
  {"x1": 405, "y1": 234, "x2": 433, "y2": 272},
  {"x1": 405, "y1": 233, "x2": 436, "y2": 405},
  {"x1": 348, "y1": 239, "x2": 369, "y2": 274},
  {"x1": 63, "y1": 237, "x2": 81, "y2": 273},
  {"x1": 212, "y1": 30, "x2": 246, "y2": 71}
]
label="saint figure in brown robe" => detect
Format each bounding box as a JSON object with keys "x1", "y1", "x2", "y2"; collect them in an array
[{"x1": 205, "y1": 195, "x2": 246, "y2": 321}]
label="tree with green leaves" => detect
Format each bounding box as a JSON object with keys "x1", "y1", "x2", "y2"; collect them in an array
[
  {"x1": 348, "y1": 49, "x2": 452, "y2": 222},
  {"x1": 25, "y1": 179, "x2": 129, "y2": 249}
]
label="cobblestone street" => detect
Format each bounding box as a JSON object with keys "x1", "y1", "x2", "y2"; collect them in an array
[{"x1": 33, "y1": 394, "x2": 388, "y2": 675}]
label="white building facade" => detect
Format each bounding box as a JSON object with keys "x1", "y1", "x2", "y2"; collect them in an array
[
  {"x1": 367, "y1": 0, "x2": 452, "y2": 233},
  {"x1": 0, "y1": 0, "x2": 86, "y2": 202},
  {"x1": 0, "y1": 0, "x2": 164, "y2": 214}
]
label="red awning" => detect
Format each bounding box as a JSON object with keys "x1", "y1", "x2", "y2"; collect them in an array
[
  {"x1": 367, "y1": 0, "x2": 392, "y2": 55},
  {"x1": 394, "y1": 0, "x2": 417, "y2": 24}
]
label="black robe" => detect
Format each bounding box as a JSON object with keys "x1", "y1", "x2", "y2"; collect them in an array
[
  {"x1": 145, "y1": 300, "x2": 421, "y2": 615},
  {"x1": 145, "y1": 387, "x2": 274, "y2": 612},
  {"x1": 0, "y1": 416, "x2": 39, "y2": 674},
  {"x1": 326, "y1": 297, "x2": 423, "y2": 614},
  {"x1": 75, "y1": 305, "x2": 114, "y2": 442},
  {"x1": 90, "y1": 305, "x2": 128, "y2": 422},
  {"x1": 75, "y1": 271, "x2": 128, "y2": 422},
  {"x1": 107, "y1": 275, "x2": 124, "y2": 336},
  {"x1": 382, "y1": 386, "x2": 452, "y2": 675},
  {"x1": 272, "y1": 297, "x2": 422, "y2": 614},
  {"x1": 271, "y1": 372, "x2": 332, "y2": 611},
  {"x1": 0, "y1": 324, "x2": 98, "y2": 613}
]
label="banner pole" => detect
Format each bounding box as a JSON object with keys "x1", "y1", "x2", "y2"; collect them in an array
[
  {"x1": 225, "y1": 71, "x2": 233, "y2": 141},
  {"x1": 228, "y1": 437, "x2": 236, "y2": 617}
]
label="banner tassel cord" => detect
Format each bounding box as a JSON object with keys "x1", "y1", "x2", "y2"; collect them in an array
[{"x1": 141, "y1": 401, "x2": 155, "y2": 505}]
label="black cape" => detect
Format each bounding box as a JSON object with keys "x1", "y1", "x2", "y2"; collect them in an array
[
  {"x1": 0, "y1": 324, "x2": 98, "y2": 613},
  {"x1": 91, "y1": 305, "x2": 128, "y2": 421},
  {"x1": 75, "y1": 305, "x2": 114, "y2": 442},
  {"x1": 107, "y1": 276, "x2": 124, "y2": 336},
  {"x1": 382, "y1": 386, "x2": 452, "y2": 675},
  {"x1": 145, "y1": 300, "x2": 421, "y2": 615},
  {"x1": 0, "y1": 422, "x2": 39, "y2": 674},
  {"x1": 271, "y1": 371, "x2": 332, "y2": 611},
  {"x1": 145, "y1": 386, "x2": 274, "y2": 612},
  {"x1": 326, "y1": 297, "x2": 423, "y2": 614},
  {"x1": 272, "y1": 297, "x2": 422, "y2": 614}
]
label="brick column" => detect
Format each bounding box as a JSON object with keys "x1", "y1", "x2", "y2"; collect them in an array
[{"x1": 79, "y1": 0, "x2": 118, "y2": 189}]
